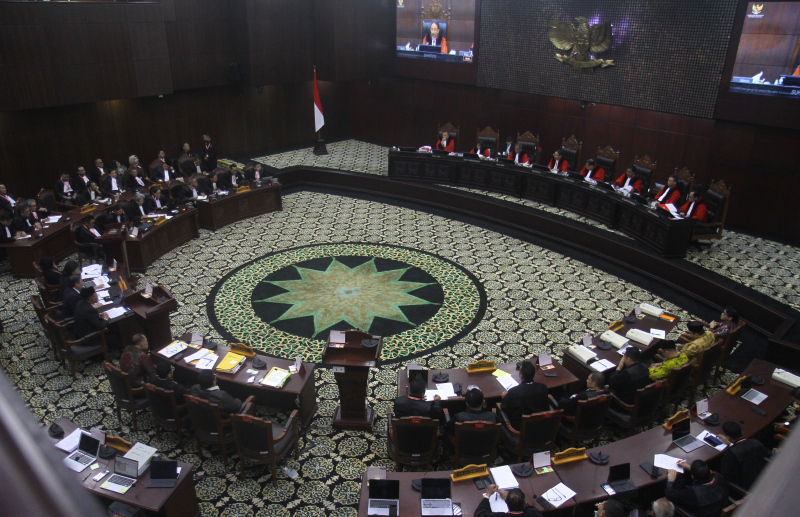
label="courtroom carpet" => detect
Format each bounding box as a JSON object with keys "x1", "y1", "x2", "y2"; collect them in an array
[{"x1": 0, "y1": 148, "x2": 795, "y2": 516}]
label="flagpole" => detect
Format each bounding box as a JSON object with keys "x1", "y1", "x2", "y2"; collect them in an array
[{"x1": 313, "y1": 65, "x2": 328, "y2": 155}]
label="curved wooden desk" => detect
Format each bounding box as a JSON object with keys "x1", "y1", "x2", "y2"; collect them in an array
[
  {"x1": 0, "y1": 216, "x2": 75, "y2": 277},
  {"x1": 195, "y1": 183, "x2": 282, "y2": 231}
]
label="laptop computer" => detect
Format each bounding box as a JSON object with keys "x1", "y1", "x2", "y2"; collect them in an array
[
  {"x1": 672, "y1": 418, "x2": 703, "y2": 452},
  {"x1": 367, "y1": 479, "x2": 400, "y2": 516},
  {"x1": 420, "y1": 478, "x2": 453, "y2": 516},
  {"x1": 148, "y1": 459, "x2": 179, "y2": 488},
  {"x1": 607, "y1": 463, "x2": 637, "y2": 493},
  {"x1": 62, "y1": 432, "x2": 101, "y2": 472},
  {"x1": 101, "y1": 456, "x2": 140, "y2": 494}
]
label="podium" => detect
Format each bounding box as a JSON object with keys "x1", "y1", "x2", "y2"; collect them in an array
[
  {"x1": 124, "y1": 286, "x2": 179, "y2": 347},
  {"x1": 322, "y1": 330, "x2": 382, "y2": 431}
]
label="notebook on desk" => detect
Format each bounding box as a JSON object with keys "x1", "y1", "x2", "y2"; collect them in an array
[
  {"x1": 367, "y1": 479, "x2": 400, "y2": 516},
  {"x1": 672, "y1": 418, "x2": 703, "y2": 452},
  {"x1": 147, "y1": 459, "x2": 179, "y2": 488},
  {"x1": 420, "y1": 478, "x2": 453, "y2": 516},
  {"x1": 62, "y1": 432, "x2": 100, "y2": 472},
  {"x1": 607, "y1": 463, "x2": 637, "y2": 493}
]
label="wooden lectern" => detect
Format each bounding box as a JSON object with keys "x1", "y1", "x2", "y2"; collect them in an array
[
  {"x1": 124, "y1": 286, "x2": 178, "y2": 347},
  {"x1": 322, "y1": 329, "x2": 382, "y2": 431}
]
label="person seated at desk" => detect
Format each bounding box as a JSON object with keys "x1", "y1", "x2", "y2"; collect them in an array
[
  {"x1": 678, "y1": 191, "x2": 707, "y2": 221},
  {"x1": 470, "y1": 142, "x2": 491, "y2": 158},
  {"x1": 61, "y1": 275, "x2": 84, "y2": 318},
  {"x1": 57, "y1": 261, "x2": 81, "y2": 302},
  {"x1": 126, "y1": 193, "x2": 149, "y2": 220},
  {"x1": 128, "y1": 154, "x2": 145, "y2": 173},
  {"x1": 74, "y1": 166, "x2": 91, "y2": 193},
  {"x1": 594, "y1": 499, "x2": 626, "y2": 517},
  {"x1": 199, "y1": 173, "x2": 221, "y2": 194},
  {"x1": 718, "y1": 421, "x2": 772, "y2": 490},
  {"x1": 106, "y1": 204, "x2": 129, "y2": 226},
  {"x1": 609, "y1": 347, "x2": 650, "y2": 405},
  {"x1": 665, "y1": 460, "x2": 728, "y2": 517},
  {"x1": 0, "y1": 212, "x2": 19, "y2": 243},
  {"x1": 75, "y1": 215, "x2": 107, "y2": 262},
  {"x1": 423, "y1": 21, "x2": 448, "y2": 54},
  {"x1": 220, "y1": 166, "x2": 245, "y2": 190},
  {"x1": 436, "y1": 131, "x2": 455, "y2": 152},
  {"x1": 152, "y1": 150, "x2": 179, "y2": 182},
  {"x1": 557, "y1": 372, "x2": 608, "y2": 416},
  {"x1": 475, "y1": 485, "x2": 543, "y2": 517},
  {"x1": 649, "y1": 340, "x2": 688, "y2": 382},
  {"x1": 144, "y1": 186, "x2": 166, "y2": 213},
  {"x1": 447, "y1": 388, "x2": 497, "y2": 435},
  {"x1": 246, "y1": 163, "x2": 265, "y2": 182},
  {"x1": 509, "y1": 143, "x2": 529, "y2": 165},
  {"x1": 120, "y1": 333, "x2": 156, "y2": 388},
  {"x1": 26, "y1": 199, "x2": 50, "y2": 225},
  {"x1": 500, "y1": 360, "x2": 549, "y2": 430},
  {"x1": 189, "y1": 371, "x2": 246, "y2": 418},
  {"x1": 77, "y1": 181, "x2": 103, "y2": 206},
  {"x1": 0, "y1": 183, "x2": 17, "y2": 213},
  {"x1": 677, "y1": 321, "x2": 715, "y2": 361},
  {"x1": 126, "y1": 167, "x2": 150, "y2": 192},
  {"x1": 102, "y1": 170, "x2": 123, "y2": 197},
  {"x1": 12, "y1": 202, "x2": 38, "y2": 234},
  {"x1": 177, "y1": 178, "x2": 202, "y2": 202},
  {"x1": 184, "y1": 156, "x2": 205, "y2": 176},
  {"x1": 152, "y1": 362, "x2": 190, "y2": 403},
  {"x1": 501, "y1": 136, "x2": 514, "y2": 156},
  {"x1": 74, "y1": 286, "x2": 110, "y2": 347},
  {"x1": 394, "y1": 378, "x2": 443, "y2": 420},
  {"x1": 548, "y1": 151, "x2": 568, "y2": 172},
  {"x1": 613, "y1": 166, "x2": 643, "y2": 194},
  {"x1": 700, "y1": 306, "x2": 739, "y2": 339},
  {"x1": 653, "y1": 175, "x2": 681, "y2": 205},
  {"x1": 580, "y1": 158, "x2": 605, "y2": 182},
  {"x1": 90, "y1": 158, "x2": 107, "y2": 184},
  {"x1": 178, "y1": 142, "x2": 195, "y2": 160},
  {"x1": 40, "y1": 256, "x2": 62, "y2": 286},
  {"x1": 55, "y1": 172, "x2": 79, "y2": 205}
]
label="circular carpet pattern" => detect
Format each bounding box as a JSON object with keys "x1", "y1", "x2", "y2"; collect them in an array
[{"x1": 209, "y1": 243, "x2": 485, "y2": 362}]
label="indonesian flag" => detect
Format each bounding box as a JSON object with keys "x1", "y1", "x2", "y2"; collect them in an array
[{"x1": 313, "y1": 69, "x2": 325, "y2": 132}]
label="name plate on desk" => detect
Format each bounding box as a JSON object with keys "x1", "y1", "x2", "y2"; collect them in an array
[
  {"x1": 450, "y1": 464, "x2": 488, "y2": 482},
  {"x1": 466, "y1": 360, "x2": 496, "y2": 373},
  {"x1": 153, "y1": 216, "x2": 167, "y2": 226},
  {"x1": 230, "y1": 342, "x2": 256, "y2": 358},
  {"x1": 662, "y1": 409, "x2": 689, "y2": 430},
  {"x1": 236, "y1": 186, "x2": 251, "y2": 193},
  {"x1": 80, "y1": 204, "x2": 94, "y2": 213},
  {"x1": 725, "y1": 376, "x2": 747, "y2": 395},
  {"x1": 552, "y1": 447, "x2": 587, "y2": 465}
]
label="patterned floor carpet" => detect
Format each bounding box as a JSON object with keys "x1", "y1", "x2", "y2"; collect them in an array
[{"x1": 0, "y1": 140, "x2": 796, "y2": 516}]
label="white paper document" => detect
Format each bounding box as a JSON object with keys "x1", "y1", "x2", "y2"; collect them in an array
[
  {"x1": 654, "y1": 454, "x2": 685, "y2": 473},
  {"x1": 47, "y1": 215, "x2": 62, "y2": 223},
  {"x1": 489, "y1": 465, "x2": 519, "y2": 490},
  {"x1": 650, "y1": 329, "x2": 667, "y2": 339},
  {"x1": 742, "y1": 389, "x2": 768, "y2": 405},
  {"x1": 533, "y1": 451, "x2": 551, "y2": 468},
  {"x1": 542, "y1": 483, "x2": 576, "y2": 508},
  {"x1": 487, "y1": 493, "x2": 508, "y2": 513},
  {"x1": 159, "y1": 341, "x2": 188, "y2": 358},
  {"x1": 329, "y1": 330, "x2": 346, "y2": 344},
  {"x1": 55, "y1": 428, "x2": 87, "y2": 453},
  {"x1": 195, "y1": 355, "x2": 218, "y2": 370},
  {"x1": 496, "y1": 374, "x2": 519, "y2": 391},
  {"x1": 591, "y1": 359, "x2": 616, "y2": 372},
  {"x1": 185, "y1": 348, "x2": 209, "y2": 363},
  {"x1": 697, "y1": 430, "x2": 727, "y2": 451},
  {"x1": 104, "y1": 307, "x2": 129, "y2": 319},
  {"x1": 81, "y1": 264, "x2": 104, "y2": 279}
]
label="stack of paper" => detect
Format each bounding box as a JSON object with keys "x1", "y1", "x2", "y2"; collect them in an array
[
  {"x1": 489, "y1": 466, "x2": 519, "y2": 490},
  {"x1": 600, "y1": 330, "x2": 629, "y2": 349},
  {"x1": 104, "y1": 307, "x2": 129, "y2": 319},
  {"x1": 55, "y1": 428, "x2": 86, "y2": 453},
  {"x1": 626, "y1": 328, "x2": 654, "y2": 346},
  {"x1": 184, "y1": 348, "x2": 209, "y2": 364},
  {"x1": 123, "y1": 442, "x2": 157, "y2": 476},
  {"x1": 591, "y1": 359, "x2": 616, "y2": 372},
  {"x1": 81, "y1": 264, "x2": 104, "y2": 279},
  {"x1": 495, "y1": 372, "x2": 519, "y2": 390},
  {"x1": 541, "y1": 483, "x2": 576, "y2": 508},
  {"x1": 261, "y1": 367, "x2": 291, "y2": 388},
  {"x1": 216, "y1": 351, "x2": 246, "y2": 374},
  {"x1": 159, "y1": 341, "x2": 188, "y2": 358},
  {"x1": 654, "y1": 454, "x2": 684, "y2": 473},
  {"x1": 424, "y1": 382, "x2": 457, "y2": 401},
  {"x1": 195, "y1": 354, "x2": 218, "y2": 370},
  {"x1": 46, "y1": 215, "x2": 63, "y2": 223}
]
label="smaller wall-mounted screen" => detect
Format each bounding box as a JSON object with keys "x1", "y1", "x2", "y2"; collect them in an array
[
  {"x1": 729, "y1": 2, "x2": 800, "y2": 98},
  {"x1": 396, "y1": 0, "x2": 476, "y2": 64}
]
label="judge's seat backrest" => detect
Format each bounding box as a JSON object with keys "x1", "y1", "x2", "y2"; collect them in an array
[{"x1": 704, "y1": 189, "x2": 726, "y2": 223}]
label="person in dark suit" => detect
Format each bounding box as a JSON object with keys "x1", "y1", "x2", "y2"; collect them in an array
[
  {"x1": 609, "y1": 347, "x2": 651, "y2": 405},
  {"x1": 61, "y1": 275, "x2": 85, "y2": 318},
  {"x1": 90, "y1": 158, "x2": 108, "y2": 184},
  {"x1": 613, "y1": 166, "x2": 643, "y2": 194},
  {"x1": 26, "y1": 199, "x2": 50, "y2": 226},
  {"x1": 189, "y1": 371, "x2": 245, "y2": 418},
  {"x1": 0, "y1": 212, "x2": 18, "y2": 244},
  {"x1": 218, "y1": 166, "x2": 245, "y2": 190},
  {"x1": 126, "y1": 165, "x2": 149, "y2": 191},
  {"x1": 102, "y1": 170, "x2": 123, "y2": 197},
  {"x1": 74, "y1": 166, "x2": 92, "y2": 193},
  {"x1": 177, "y1": 178, "x2": 202, "y2": 202},
  {"x1": 500, "y1": 360, "x2": 549, "y2": 430},
  {"x1": 501, "y1": 136, "x2": 514, "y2": 156},
  {"x1": 143, "y1": 186, "x2": 166, "y2": 213},
  {"x1": 40, "y1": 256, "x2": 62, "y2": 286},
  {"x1": 0, "y1": 184, "x2": 17, "y2": 213},
  {"x1": 718, "y1": 421, "x2": 772, "y2": 489},
  {"x1": 447, "y1": 388, "x2": 497, "y2": 435},
  {"x1": 74, "y1": 215, "x2": 106, "y2": 262},
  {"x1": 73, "y1": 286, "x2": 109, "y2": 347},
  {"x1": 593, "y1": 499, "x2": 626, "y2": 517},
  {"x1": 11, "y1": 202, "x2": 37, "y2": 234},
  {"x1": 126, "y1": 194, "x2": 148, "y2": 220},
  {"x1": 436, "y1": 131, "x2": 454, "y2": 151},
  {"x1": 77, "y1": 181, "x2": 103, "y2": 206},
  {"x1": 152, "y1": 361, "x2": 190, "y2": 403},
  {"x1": 196, "y1": 174, "x2": 218, "y2": 195},
  {"x1": 394, "y1": 378, "x2": 443, "y2": 420},
  {"x1": 201, "y1": 133, "x2": 217, "y2": 172},
  {"x1": 182, "y1": 156, "x2": 204, "y2": 177},
  {"x1": 580, "y1": 159, "x2": 605, "y2": 182},
  {"x1": 56, "y1": 261, "x2": 81, "y2": 302},
  {"x1": 178, "y1": 142, "x2": 195, "y2": 160},
  {"x1": 653, "y1": 175, "x2": 681, "y2": 205},
  {"x1": 557, "y1": 372, "x2": 608, "y2": 416},
  {"x1": 665, "y1": 460, "x2": 728, "y2": 517},
  {"x1": 475, "y1": 485, "x2": 543, "y2": 517},
  {"x1": 54, "y1": 172, "x2": 79, "y2": 205},
  {"x1": 245, "y1": 163, "x2": 265, "y2": 182},
  {"x1": 106, "y1": 204, "x2": 129, "y2": 226},
  {"x1": 151, "y1": 150, "x2": 179, "y2": 182}
]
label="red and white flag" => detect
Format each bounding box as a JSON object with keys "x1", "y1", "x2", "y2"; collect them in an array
[{"x1": 313, "y1": 69, "x2": 325, "y2": 132}]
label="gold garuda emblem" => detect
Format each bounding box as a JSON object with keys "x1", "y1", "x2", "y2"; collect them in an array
[
  {"x1": 752, "y1": 4, "x2": 763, "y2": 15},
  {"x1": 548, "y1": 17, "x2": 614, "y2": 71}
]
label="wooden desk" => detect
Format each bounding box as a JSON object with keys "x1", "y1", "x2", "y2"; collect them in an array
[
  {"x1": 124, "y1": 286, "x2": 179, "y2": 347},
  {"x1": 561, "y1": 311, "x2": 680, "y2": 389},
  {"x1": 196, "y1": 183, "x2": 282, "y2": 230},
  {"x1": 0, "y1": 217, "x2": 76, "y2": 277},
  {"x1": 388, "y1": 151, "x2": 696, "y2": 258},
  {"x1": 397, "y1": 358, "x2": 580, "y2": 412},
  {"x1": 357, "y1": 466, "x2": 575, "y2": 516},
  {"x1": 154, "y1": 333, "x2": 317, "y2": 429},
  {"x1": 124, "y1": 208, "x2": 198, "y2": 272},
  {"x1": 52, "y1": 418, "x2": 200, "y2": 517}
]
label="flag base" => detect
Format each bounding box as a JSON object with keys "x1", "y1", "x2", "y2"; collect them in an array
[{"x1": 313, "y1": 139, "x2": 328, "y2": 156}]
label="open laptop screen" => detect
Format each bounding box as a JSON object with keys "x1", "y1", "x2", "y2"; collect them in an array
[
  {"x1": 78, "y1": 433, "x2": 100, "y2": 456},
  {"x1": 607, "y1": 463, "x2": 631, "y2": 483},
  {"x1": 369, "y1": 479, "x2": 400, "y2": 500},
  {"x1": 421, "y1": 478, "x2": 451, "y2": 499},
  {"x1": 114, "y1": 456, "x2": 139, "y2": 478}
]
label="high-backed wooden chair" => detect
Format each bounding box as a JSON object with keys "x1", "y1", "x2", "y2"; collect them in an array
[
  {"x1": 607, "y1": 381, "x2": 666, "y2": 436},
  {"x1": 633, "y1": 155, "x2": 657, "y2": 194},
  {"x1": 516, "y1": 131, "x2": 541, "y2": 164},
  {"x1": 184, "y1": 394, "x2": 247, "y2": 467},
  {"x1": 437, "y1": 122, "x2": 459, "y2": 151},
  {"x1": 557, "y1": 394, "x2": 611, "y2": 446},
  {"x1": 142, "y1": 382, "x2": 188, "y2": 447},
  {"x1": 673, "y1": 166, "x2": 696, "y2": 206},
  {"x1": 31, "y1": 295, "x2": 60, "y2": 357},
  {"x1": 446, "y1": 412, "x2": 502, "y2": 468},
  {"x1": 35, "y1": 277, "x2": 60, "y2": 308},
  {"x1": 497, "y1": 404, "x2": 563, "y2": 462},
  {"x1": 691, "y1": 179, "x2": 731, "y2": 243},
  {"x1": 231, "y1": 406, "x2": 299, "y2": 484},
  {"x1": 104, "y1": 361, "x2": 149, "y2": 430},
  {"x1": 596, "y1": 145, "x2": 620, "y2": 182},
  {"x1": 71, "y1": 222, "x2": 101, "y2": 266},
  {"x1": 387, "y1": 410, "x2": 440, "y2": 470},
  {"x1": 475, "y1": 126, "x2": 500, "y2": 157},
  {"x1": 716, "y1": 322, "x2": 746, "y2": 382},
  {"x1": 688, "y1": 340, "x2": 724, "y2": 403},
  {"x1": 558, "y1": 135, "x2": 582, "y2": 172},
  {"x1": 36, "y1": 188, "x2": 71, "y2": 213},
  {"x1": 662, "y1": 359, "x2": 696, "y2": 414},
  {"x1": 47, "y1": 315, "x2": 108, "y2": 379}
]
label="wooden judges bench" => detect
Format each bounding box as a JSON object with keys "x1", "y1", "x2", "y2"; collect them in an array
[
  {"x1": 196, "y1": 183, "x2": 282, "y2": 231},
  {"x1": 52, "y1": 418, "x2": 201, "y2": 517},
  {"x1": 0, "y1": 214, "x2": 77, "y2": 277},
  {"x1": 154, "y1": 333, "x2": 317, "y2": 429},
  {"x1": 388, "y1": 151, "x2": 696, "y2": 258},
  {"x1": 363, "y1": 359, "x2": 796, "y2": 516}
]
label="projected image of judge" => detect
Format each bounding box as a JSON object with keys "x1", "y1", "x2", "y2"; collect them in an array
[{"x1": 396, "y1": 0, "x2": 477, "y2": 63}]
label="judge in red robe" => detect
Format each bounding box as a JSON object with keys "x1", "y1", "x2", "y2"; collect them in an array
[
  {"x1": 579, "y1": 159, "x2": 605, "y2": 182},
  {"x1": 679, "y1": 191, "x2": 708, "y2": 221},
  {"x1": 653, "y1": 175, "x2": 681, "y2": 205},
  {"x1": 613, "y1": 167, "x2": 643, "y2": 193},
  {"x1": 548, "y1": 151, "x2": 568, "y2": 171},
  {"x1": 509, "y1": 144, "x2": 529, "y2": 165},
  {"x1": 436, "y1": 131, "x2": 454, "y2": 152},
  {"x1": 423, "y1": 21, "x2": 448, "y2": 54},
  {"x1": 469, "y1": 142, "x2": 491, "y2": 157}
]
